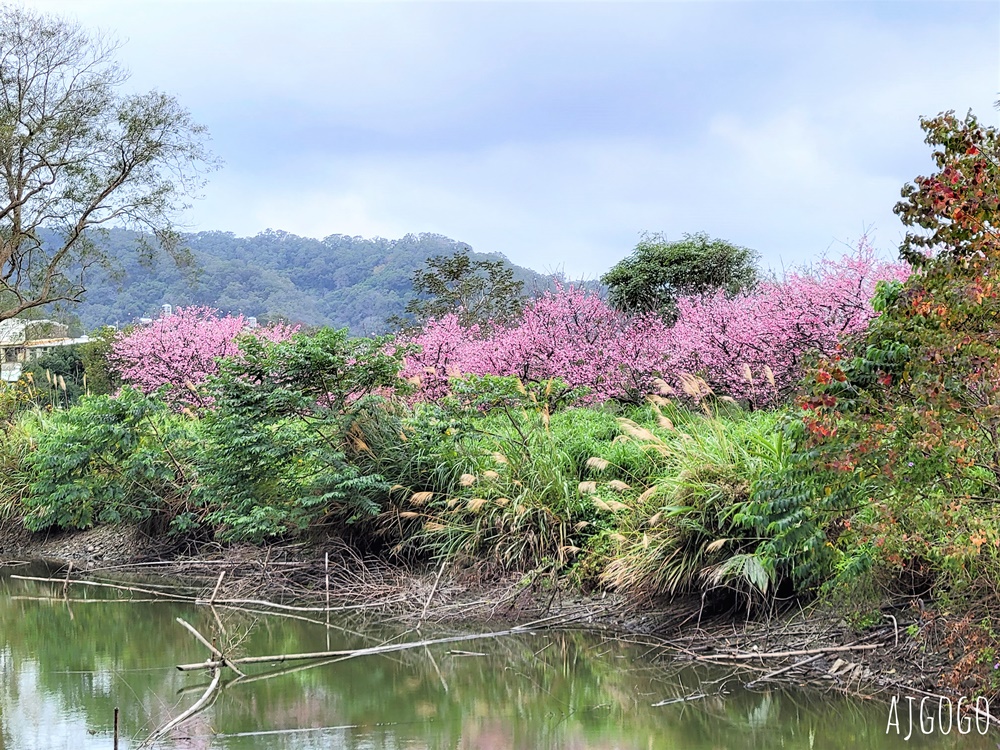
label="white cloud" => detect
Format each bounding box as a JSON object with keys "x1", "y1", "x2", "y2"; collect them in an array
[{"x1": 17, "y1": 0, "x2": 1000, "y2": 278}]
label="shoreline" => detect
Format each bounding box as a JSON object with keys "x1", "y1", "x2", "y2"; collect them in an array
[{"x1": 0, "y1": 520, "x2": 973, "y2": 713}]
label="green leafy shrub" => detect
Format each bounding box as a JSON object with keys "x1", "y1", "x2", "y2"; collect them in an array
[
  {"x1": 195, "y1": 328, "x2": 407, "y2": 542},
  {"x1": 21, "y1": 387, "x2": 196, "y2": 530},
  {"x1": 746, "y1": 109, "x2": 1000, "y2": 604}
]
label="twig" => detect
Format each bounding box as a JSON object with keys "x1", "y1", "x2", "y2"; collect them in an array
[
  {"x1": 62, "y1": 562, "x2": 72, "y2": 598},
  {"x1": 420, "y1": 560, "x2": 447, "y2": 623},
  {"x1": 696, "y1": 643, "x2": 877, "y2": 661},
  {"x1": 745, "y1": 652, "x2": 826, "y2": 688},
  {"x1": 209, "y1": 570, "x2": 226, "y2": 604},
  {"x1": 652, "y1": 692, "x2": 708, "y2": 707}
]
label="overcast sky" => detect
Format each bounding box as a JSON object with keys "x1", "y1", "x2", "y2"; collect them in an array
[{"x1": 22, "y1": 0, "x2": 1000, "y2": 278}]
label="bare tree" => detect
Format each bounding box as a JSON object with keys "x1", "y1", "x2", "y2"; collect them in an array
[{"x1": 0, "y1": 6, "x2": 217, "y2": 322}]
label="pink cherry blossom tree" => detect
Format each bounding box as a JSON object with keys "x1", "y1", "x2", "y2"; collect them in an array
[
  {"x1": 664, "y1": 239, "x2": 911, "y2": 406},
  {"x1": 402, "y1": 285, "x2": 672, "y2": 403},
  {"x1": 401, "y1": 239, "x2": 910, "y2": 408},
  {"x1": 109, "y1": 306, "x2": 297, "y2": 407}
]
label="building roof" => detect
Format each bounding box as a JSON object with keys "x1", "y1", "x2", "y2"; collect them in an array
[{"x1": 0, "y1": 319, "x2": 70, "y2": 346}]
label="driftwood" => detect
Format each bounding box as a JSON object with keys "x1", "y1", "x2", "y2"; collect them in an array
[
  {"x1": 145, "y1": 666, "x2": 221, "y2": 744},
  {"x1": 695, "y1": 643, "x2": 878, "y2": 662},
  {"x1": 175, "y1": 618, "x2": 245, "y2": 678},
  {"x1": 745, "y1": 652, "x2": 827, "y2": 688},
  {"x1": 11, "y1": 575, "x2": 192, "y2": 601},
  {"x1": 176, "y1": 626, "x2": 538, "y2": 671},
  {"x1": 652, "y1": 692, "x2": 708, "y2": 707}
]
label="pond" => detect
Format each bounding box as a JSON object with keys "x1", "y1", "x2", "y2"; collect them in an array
[{"x1": 0, "y1": 562, "x2": 994, "y2": 749}]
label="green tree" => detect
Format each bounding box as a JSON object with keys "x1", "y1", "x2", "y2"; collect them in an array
[
  {"x1": 0, "y1": 6, "x2": 216, "y2": 323},
  {"x1": 392, "y1": 249, "x2": 525, "y2": 329},
  {"x1": 79, "y1": 326, "x2": 119, "y2": 396},
  {"x1": 196, "y1": 329, "x2": 408, "y2": 542},
  {"x1": 601, "y1": 232, "x2": 759, "y2": 319}
]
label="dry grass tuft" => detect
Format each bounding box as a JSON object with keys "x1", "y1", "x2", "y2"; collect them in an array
[
  {"x1": 585, "y1": 456, "x2": 610, "y2": 472},
  {"x1": 466, "y1": 497, "x2": 488, "y2": 512},
  {"x1": 637, "y1": 486, "x2": 659, "y2": 504}
]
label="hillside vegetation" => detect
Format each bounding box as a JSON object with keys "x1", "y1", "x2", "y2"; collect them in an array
[{"x1": 64, "y1": 228, "x2": 554, "y2": 334}]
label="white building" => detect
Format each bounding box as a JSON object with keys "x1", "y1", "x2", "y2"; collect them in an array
[{"x1": 0, "y1": 319, "x2": 89, "y2": 382}]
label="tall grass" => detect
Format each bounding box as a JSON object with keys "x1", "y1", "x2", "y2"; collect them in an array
[
  {"x1": 0, "y1": 408, "x2": 43, "y2": 523},
  {"x1": 598, "y1": 401, "x2": 789, "y2": 601}
]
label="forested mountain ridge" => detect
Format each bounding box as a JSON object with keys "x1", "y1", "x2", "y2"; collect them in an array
[{"x1": 65, "y1": 228, "x2": 555, "y2": 334}]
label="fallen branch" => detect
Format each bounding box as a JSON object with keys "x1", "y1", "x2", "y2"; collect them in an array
[
  {"x1": 745, "y1": 652, "x2": 826, "y2": 688},
  {"x1": 176, "y1": 626, "x2": 536, "y2": 671},
  {"x1": 145, "y1": 666, "x2": 221, "y2": 744},
  {"x1": 652, "y1": 692, "x2": 708, "y2": 707},
  {"x1": 11, "y1": 575, "x2": 193, "y2": 601},
  {"x1": 175, "y1": 618, "x2": 245, "y2": 678},
  {"x1": 420, "y1": 560, "x2": 447, "y2": 623},
  {"x1": 696, "y1": 643, "x2": 877, "y2": 661},
  {"x1": 193, "y1": 595, "x2": 407, "y2": 613}
]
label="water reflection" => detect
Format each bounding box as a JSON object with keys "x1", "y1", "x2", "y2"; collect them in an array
[{"x1": 0, "y1": 563, "x2": 994, "y2": 749}]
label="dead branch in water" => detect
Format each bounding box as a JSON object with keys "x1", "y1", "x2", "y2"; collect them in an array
[
  {"x1": 11, "y1": 575, "x2": 193, "y2": 601},
  {"x1": 174, "y1": 618, "x2": 245, "y2": 678},
  {"x1": 144, "y1": 665, "x2": 221, "y2": 745},
  {"x1": 175, "y1": 624, "x2": 540, "y2": 672},
  {"x1": 694, "y1": 643, "x2": 878, "y2": 662},
  {"x1": 745, "y1": 652, "x2": 827, "y2": 688}
]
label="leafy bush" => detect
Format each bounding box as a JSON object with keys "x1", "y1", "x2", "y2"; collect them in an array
[
  {"x1": 748, "y1": 109, "x2": 1000, "y2": 600},
  {"x1": 194, "y1": 328, "x2": 407, "y2": 542},
  {"x1": 20, "y1": 387, "x2": 196, "y2": 530}
]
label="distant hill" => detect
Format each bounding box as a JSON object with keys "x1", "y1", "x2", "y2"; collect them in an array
[{"x1": 61, "y1": 229, "x2": 557, "y2": 334}]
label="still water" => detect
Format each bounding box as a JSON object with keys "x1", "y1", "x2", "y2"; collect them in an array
[{"x1": 0, "y1": 563, "x2": 994, "y2": 750}]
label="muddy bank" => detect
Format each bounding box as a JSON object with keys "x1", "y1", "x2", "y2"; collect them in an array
[{"x1": 0, "y1": 521, "x2": 971, "y2": 708}]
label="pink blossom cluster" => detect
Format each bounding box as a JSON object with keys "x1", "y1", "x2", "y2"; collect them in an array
[
  {"x1": 402, "y1": 285, "x2": 672, "y2": 403},
  {"x1": 665, "y1": 240, "x2": 910, "y2": 405},
  {"x1": 109, "y1": 306, "x2": 297, "y2": 407},
  {"x1": 402, "y1": 241, "x2": 910, "y2": 406}
]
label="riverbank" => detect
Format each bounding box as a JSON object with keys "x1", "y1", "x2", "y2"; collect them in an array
[{"x1": 0, "y1": 520, "x2": 974, "y2": 715}]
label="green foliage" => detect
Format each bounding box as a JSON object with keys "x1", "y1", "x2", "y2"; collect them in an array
[
  {"x1": 601, "y1": 231, "x2": 759, "y2": 318},
  {"x1": 0, "y1": 380, "x2": 36, "y2": 426},
  {"x1": 79, "y1": 326, "x2": 120, "y2": 396},
  {"x1": 747, "y1": 107, "x2": 1000, "y2": 600},
  {"x1": 22, "y1": 346, "x2": 87, "y2": 405},
  {"x1": 390, "y1": 248, "x2": 527, "y2": 330},
  {"x1": 20, "y1": 387, "x2": 195, "y2": 530},
  {"x1": 195, "y1": 328, "x2": 407, "y2": 542}
]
